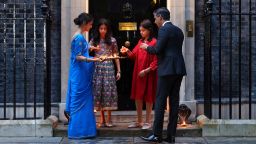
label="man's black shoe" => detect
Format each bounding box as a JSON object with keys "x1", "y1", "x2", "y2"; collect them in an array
[
  {"x1": 140, "y1": 133, "x2": 162, "y2": 143},
  {"x1": 163, "y1": 136, "x2": 175, "y2": 143}
]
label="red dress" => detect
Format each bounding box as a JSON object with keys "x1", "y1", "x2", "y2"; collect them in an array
[{"x1": 128, "y1": 38, "x2": 158, "y2": 104}]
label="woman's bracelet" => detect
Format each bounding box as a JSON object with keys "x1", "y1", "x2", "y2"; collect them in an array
[{"x1": 117, "y1": 71, "x2": 121, "y2": 74}]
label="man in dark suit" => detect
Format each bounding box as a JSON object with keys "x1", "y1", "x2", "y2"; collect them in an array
[{"x1": 140, "y1": 7, "x2": 186, "y2": 143}]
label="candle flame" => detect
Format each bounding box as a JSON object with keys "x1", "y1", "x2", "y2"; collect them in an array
[{"x1": 181, "y1": 121, "x2": 187, "y2": 127}]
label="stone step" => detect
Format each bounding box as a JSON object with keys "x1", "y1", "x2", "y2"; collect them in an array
[
  {"x1": 55, "y1": 111, "x2": 201, "y2": 137},
  {"x1": 94, "y1": 110, "x2": 169, "y2": 123},
  {"x1": 54, "y1": 123, "x2": 201, "y2": 137}
]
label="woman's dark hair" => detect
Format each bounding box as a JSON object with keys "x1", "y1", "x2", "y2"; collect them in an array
[
  {"x1": 140, "y1": 19, "x2": 154, "y2": 42},
  {"x1": 92, "y1": 18, "x2": 112, "y2": 46},
  {"x1": 74, "y1": 12, "x2": 93, "y2": 26}
]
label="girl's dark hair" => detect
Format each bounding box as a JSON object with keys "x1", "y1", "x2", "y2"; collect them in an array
[
  {"x1": 74, "y1": 12, "x2": 93, "y2": 26},
  {"x1": 140, "y1": 19, "x2": 154, "y2": 42},
  {"x1": 92, "y1": 18, "x2": 112, "y2": 46}
]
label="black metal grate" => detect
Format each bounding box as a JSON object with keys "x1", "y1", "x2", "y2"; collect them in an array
[
  {"x1": 0, "y1": 0, "x2": 51, "y2": 120},
  {"x1": 203, "y1": 0, "x2": 256, "y2": 119}
]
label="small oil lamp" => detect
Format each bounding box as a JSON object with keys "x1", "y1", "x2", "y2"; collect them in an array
[{"x1": 178, "y1": 104, "x2": 191, "y2": 127}]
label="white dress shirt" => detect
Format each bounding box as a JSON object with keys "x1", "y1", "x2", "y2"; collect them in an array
[{"x1": 162, "y1": 21, "x2": 171, "y2": 26}]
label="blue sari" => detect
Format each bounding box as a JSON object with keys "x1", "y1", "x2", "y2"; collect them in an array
[{"x1": 65, "y1": 34, "x2": 96, "y2": 139}]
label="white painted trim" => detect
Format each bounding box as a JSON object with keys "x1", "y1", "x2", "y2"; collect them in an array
[
  {"x1": 167, "y1": 0, "x2": 171, "y2": 12},
  {"x1": 85, "y1": 0, "x2": 89, "y2": 39}
]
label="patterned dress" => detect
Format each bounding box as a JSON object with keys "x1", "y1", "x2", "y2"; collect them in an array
[{"x1": 90, "y1": 37, "x2": 118, "y2": 111}]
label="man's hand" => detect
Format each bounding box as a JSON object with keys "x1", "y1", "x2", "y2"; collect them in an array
[{"x1": 140, "y1": 43, "x2": 148, "y2": 50}]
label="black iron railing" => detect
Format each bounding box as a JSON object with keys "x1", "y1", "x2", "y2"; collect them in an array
[
  {"x1": 0, "y1": 0, "x2": 51, "y2": 120},
  {"x1": 203, "y1": 0, "x2": 255, "y2": 119}
]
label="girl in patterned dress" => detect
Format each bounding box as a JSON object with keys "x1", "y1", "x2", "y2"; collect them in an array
[{"x1": 90, "y1": 18, "x2": 121, "y2": 127}]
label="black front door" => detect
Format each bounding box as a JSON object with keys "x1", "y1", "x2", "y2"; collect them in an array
[{"x1": 89, "y1": 0, "x2": 166, "y2": 110}]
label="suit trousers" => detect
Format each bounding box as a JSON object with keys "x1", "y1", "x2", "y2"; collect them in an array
[{"x1": 153, "y1": 75, "x2": 183, "y2": 138}]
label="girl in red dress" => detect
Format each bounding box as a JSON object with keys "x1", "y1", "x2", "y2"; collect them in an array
[{"x1": 121, "y1": 19, "x2": 157, "y2": 130}]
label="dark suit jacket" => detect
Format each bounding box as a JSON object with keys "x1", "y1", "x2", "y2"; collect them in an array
[{"x1": 147, "y1": 22, "x2": 186, "y2": 76}]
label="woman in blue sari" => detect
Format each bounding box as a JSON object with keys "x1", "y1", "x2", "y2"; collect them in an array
[{"x1": 65, "y1": 12, "x2": 101, "y2": 139}]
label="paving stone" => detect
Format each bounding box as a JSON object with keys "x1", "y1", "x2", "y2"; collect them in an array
[
  {"x1": 1, "y1": 136, "x2": 256, "y2": 144},
  {"x1": 175, "y1": 137, "x2": 207, "y2": 143},
  {"x1": 205, "y1": 137, "x2": 256, "y2": 144},
  {"x1": 0, "y1": 137, "x2": 62, "y2": 143},
  {"x1": 54, "y1": 123, "x2": 202, "y2": 137},
  {"x1": 61, "y1": 137, "x2": 133, "y2": 144}
]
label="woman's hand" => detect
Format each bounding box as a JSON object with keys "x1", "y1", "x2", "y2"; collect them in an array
[
  {"x1": 93, "y1": 57, "x2": 103, "y2": 62},
  {"x1": 98, "y1": 55, "x2": 107, "y2": 62},
  {"x1": 138, "y1": 69, "x2": 146, "y2": 78},
  {"x1": 90, "y1": 45, "x2": 101, "y2": 52},
  {"x1": 80, "y1": 56, "x2": 105, "y2": 62},
  {"x1": 116, "y1": 72, "x2": 121, "y2": 81},
  {"x1": 120, "y1": 46, "x2": 130, "y2": 54},
  {"x1": 138, "y1": 68, "x2": 151, "y2": 78}
]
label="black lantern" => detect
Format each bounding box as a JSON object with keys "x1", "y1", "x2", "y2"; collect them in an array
[
  {"x1": 204, "y1": 0, "x2": 214, "y2": 15},
  {"x1": 204, "y1": 0, "x2": 213, "y2": 15},
  {"x1": 41, "y1": 0, "x2": 51, "y2": 20},
  {"x1": 206, "y1": 0, "x2": 214, "y2": 13},
  {"x1": 41, "y1": 0, "x2": 48, "y2": 16}
]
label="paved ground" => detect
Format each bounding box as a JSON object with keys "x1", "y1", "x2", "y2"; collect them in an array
[{"x1": 0, "y1": 137, "x2": 256, "y2": 144}]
